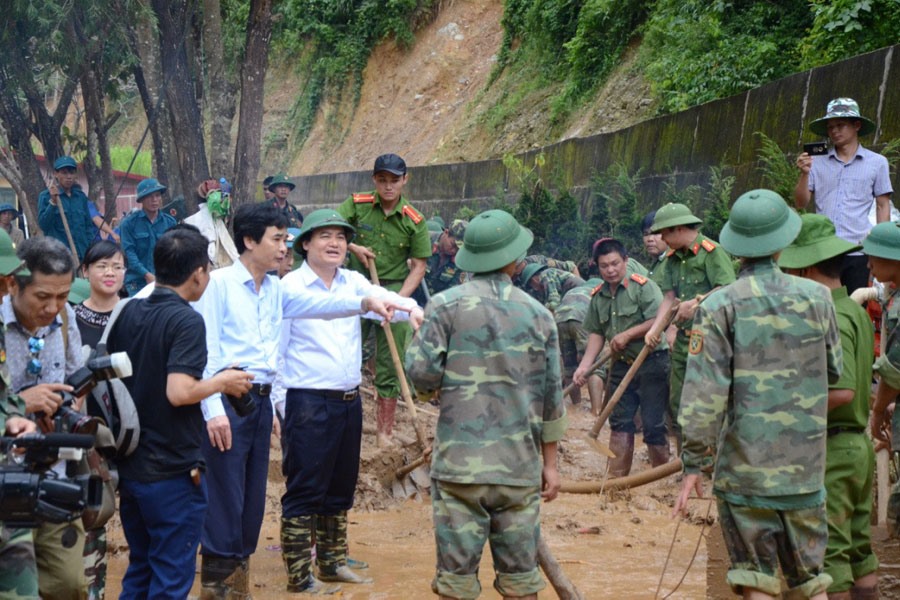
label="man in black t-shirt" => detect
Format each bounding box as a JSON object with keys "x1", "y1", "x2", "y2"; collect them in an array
[{"x1": 107, "y1": 227, "x2": 252, "y2": 599}]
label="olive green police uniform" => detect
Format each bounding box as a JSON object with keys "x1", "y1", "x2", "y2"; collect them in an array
[
  {"x1": 337, "y1": 190, "x2": 432, "y2": 438},
  {"x1": 653, "y1": 228, "x2": 735, "y2": 436}
]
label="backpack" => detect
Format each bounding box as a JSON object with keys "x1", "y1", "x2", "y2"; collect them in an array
[{"x1": 84, "y1": 299, "x2": 140, "y2": 458}]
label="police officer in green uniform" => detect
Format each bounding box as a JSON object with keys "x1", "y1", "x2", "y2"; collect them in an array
[
  {"x1": 0, "y1": 229, "x2": 40, "y2": 599},
  {"x1": 645, "y1": 203, "x2": 735, "y2": 451},
  {"x1": 337, "y1": 154, "x2": 432, "y2": 445}
]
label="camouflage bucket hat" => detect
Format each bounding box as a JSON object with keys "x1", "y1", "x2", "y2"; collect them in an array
[
  {"x1": 296, "y1": 208, "x2": 356, "y2": 255},
  {"x1": 448, "y1": 219, "x2": 468, "y2": 248},
  {"x1": 777, "y1": 213, "x2": 860, "y2": 269},
  {"x1": 268, "y1": 173, "x2": 295, "y2": 192},
  {"x1": 650, "y1": 203, "x2": 702, "y2": 232},
  {"x1": 455, "y1": 209, "x2": 533, "y2": 273},
  {"x1": 862, "y1": 222, "x2": 900, "y2": 261},
  {"x1": 810, "y1": 97, "x2": 875, "y2": 137},
  {"x1": 0, "y1": 229, "x2": 27, "y2": 277},
  {"x1": 720, "y1": 189, "x2": 801, "y2": 258}
]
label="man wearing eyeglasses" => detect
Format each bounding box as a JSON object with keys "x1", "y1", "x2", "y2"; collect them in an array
[{"x1": 0, "y1": 236, "x2": 86, "y2": 599}]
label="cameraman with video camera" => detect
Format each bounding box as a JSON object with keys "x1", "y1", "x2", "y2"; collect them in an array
[
  {"x1": 0, "y1": 236, "x2": 87, "y2": 599},
  {"x1": 0, "y1": 228, "x2": 41, "y2": 597}
]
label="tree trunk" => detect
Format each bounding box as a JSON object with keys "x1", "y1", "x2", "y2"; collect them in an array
[
  {"x1": 130, "y1": 2, "x2": 182, "y2": 198},
  {"x1": 81, "y1": 65, "x2": 119, "y2": 223},
  {"x1": 152, "y1": 0, "x2": 209, "y2": 214},
  {"x1": 202, "y1": 0, "x2": 237, "y2": 180},
  {"x1": 231, "y1": 0, "x2": 273, "y2": 208}
]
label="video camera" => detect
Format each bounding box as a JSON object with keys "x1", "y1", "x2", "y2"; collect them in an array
[{"x1": 0, "y1": 433, "x2": 101, "y2": 527}]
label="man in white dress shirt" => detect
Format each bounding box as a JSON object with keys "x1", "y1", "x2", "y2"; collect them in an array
[
  {"x1": 277, "y1": 209, "x2": 423, "y2": 595},
  {"x1": 194, "y1": 204, "x2": 405, "y2": 599}
]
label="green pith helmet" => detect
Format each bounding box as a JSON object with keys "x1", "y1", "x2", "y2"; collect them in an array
[
  {"x1": 520, "y1": 262, "x2": 547, "y2": 285},
  {"x1": 862, "y1": 222, "x2": 900, "y2": 261},
  {"x1": 650, "y1": 203, "x2": 702, "y2": 232},
  {"x1": 295, "y1": 209, "x2": 356, "y2": 256},
  {"x1": 0, "y1": 229, "x2": 27, "y2": 277},
  {"x1": 425, "y1": 219, "x2": 443, "y2": 233},
  {"x1": 777, "y1": 213, "x2": 860, "y2": 269},
  {"x1": 268, "y1": 173, "x2": 295, "y2": 192},
  {"x1": 68, "y1": 278, "x2": 91, "y2": 305},
  {"x1": 455, "y1": 209, "x2": 533, "y2": 273},
  {"x1": 720, "y1": 189, "x2": 801, "y2": 258}
]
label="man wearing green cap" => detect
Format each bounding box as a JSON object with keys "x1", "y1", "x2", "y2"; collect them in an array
[
  {"x1": 277, "y1": 208, "x2": 422, "y2": 594},
  {"x1": 406, "y1": 209, "x2": 567, "y2": 600},
  {"x1": 268, "y1": 173, "x2": 303, "y2": 229},
  {"x1": 424, "y1": 219, "x2": 469, "y2": 296},
  {"x1": 38, "y1": 155, "x2": 96, "y2": 261},
  {"x1": 645, "y1": 202, "x2": 735, "y2": 451},
  {"x1": 863, "y1": 222, "x2": 900, "y2": 550},
  {"x1": 674, "y1": 190, "x2": 842, "y2": 600},
  {"x1": 120, "y1": 177, "x2": 177, "y2": 296},
  {"x1": 0, "y1": 203, "x2": 23, "y2": 247},
  {"x1": 795, "y1": 97, "x2": 893, "y2": 294},
  {"x1": 0, "y1": 228, "x2": 40, "y2": 599},
  {"x1": 517, "y1": 263, "x2": 585, "y2": 313},
  {"x1": 337, "y1": 153, "x2": 432, "y2": 446},
  {"x1": 779, "y1": 213, "x2": 878, "y2": 600}
]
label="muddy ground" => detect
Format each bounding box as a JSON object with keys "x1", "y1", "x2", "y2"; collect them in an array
[{"x1": 103, "y1": 387, "x2": 900, "y2": 599}]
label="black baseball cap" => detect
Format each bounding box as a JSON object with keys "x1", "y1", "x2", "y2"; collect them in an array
[{"x1": 373, "y1": 154, "x2": 407, "y2": 176}]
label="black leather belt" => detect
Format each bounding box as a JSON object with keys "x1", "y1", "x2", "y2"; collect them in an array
[
  {"x1": 827, "y1": 426, "x2": 865, "y2": 437},
  {"x1": 251, "y1": 383, "x2": 272, "y2": 397},
  {"x1": 296, "y1": 388, "x2": 358, "y2": 401}
]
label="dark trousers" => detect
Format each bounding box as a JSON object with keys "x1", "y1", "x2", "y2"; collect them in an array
[
  {"x1": 281, "y1": 389, "x2": 362, "y2": 517},
  {"x1": 608, "y1": 351, "x2": 670, "y2": 446},
  {"x1": 119, "y1": 473, "x2": 208, "y2": 600},
  {"x1": 840, "y1": 254, "x2": 870, "y2": 295},
  {"x1": 201, "y1": 389, "x2": 273, "y2": 559}
]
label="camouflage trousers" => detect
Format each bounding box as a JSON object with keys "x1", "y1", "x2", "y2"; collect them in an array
[
  {"x1": 556, "y1": 320, "x2": 587, "y2": 387},
  {"x1": 717, "y1": 497, "x2": 831, "y2": 598},
  {"x1": 430, "y1": 479, "x2": 545, "y2": 600},
  {"x1": 669, "y1": 334, "x2": 688, "y2": 434},
  {"x1": 0, "y1": 525, "x2": 38, "y2": 599},
  {"x1": 281, "y1": 512, "x2": 351, "y2": 584},
  {"x1": 83, "y1": 527, "x2": 107, "y2": 600}
]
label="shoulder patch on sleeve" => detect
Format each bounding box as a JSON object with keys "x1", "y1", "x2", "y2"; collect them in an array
[
  {"x1": 630, "y1": 273, "x2": 648, "y2": 285},
  {"x1": 590, "y1": 284, "x2": 603, "y2": 296},
  {"x1": 701, "y1": 239, "x2": 717, "y2": 252},
  {"x1": 688, "y1": 329, "x2": 703, "y2": 354},
  {"x1": 402, "y1": 205, "x2": 424, "y2": 224},
  {"x1": 352, "y1": 193, "x2": 375, "y2": 204}
]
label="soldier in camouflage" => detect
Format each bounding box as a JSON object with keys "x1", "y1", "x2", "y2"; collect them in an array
[
  {"x1": 674, "y1": 190, "x2": 841, "y2": 600},
  {"x1": 515, "y1": 254, "x2": 580, "y2": 279},
  {"x1": 517, "y1": 264, "x2": 585, "y2": 313},
  {"x1": 406, "y1": 209, "x2": 567, "y2": 600},
  {"x1": 554, "y1": 277, "x2": 602, "y2": 408},
  {"x1": 780, "y1": 214, "x2": 878, "y2": 600},
  {"x1": 573, "y1": 239, "x2": 671, "y2": 476},
  {"x1": 424, "y1": 219, "x2": 469, "y2": 295},
  {"x1": 0, "y1": 229, "x2": 39, "y2": 599},
  {"x1": 645, "y1": 202, "x2": 736, "y2": 452},
  {"x1": 862, "y1": 222, "x2": 900, "y2": 548}
]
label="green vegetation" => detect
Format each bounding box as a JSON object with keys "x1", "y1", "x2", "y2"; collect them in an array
[{"x1": 109, "y1": 147, "x2": 153, "y2": 177}]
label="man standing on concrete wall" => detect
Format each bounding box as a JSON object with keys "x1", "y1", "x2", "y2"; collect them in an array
[{"x1": 794, "y1": 97, "x2": 893, "y2": 293}]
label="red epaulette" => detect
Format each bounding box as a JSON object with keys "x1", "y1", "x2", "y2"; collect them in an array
[
  {"x1": 590, "y1": 284, "x2": 603, "y2": 296},
  {"x1": 630, "y1": 273, "x2": 648, "y2": 285},
  {"x1": 352, "y1": 193, "x2": 375, "y2": 204},
  {"x1": 402, "y1": 205, "x2": 424, "y2": 224},
  {"x1": 701, "y1": 239, "x2": 716, "y2": 252}
]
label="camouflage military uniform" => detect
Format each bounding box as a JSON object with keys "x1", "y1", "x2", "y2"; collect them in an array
[
  {"x1": 337, "y1": 191, "x2": 431, "y2": 399},
  {"x1": 822, "y1": 287, "x2": 877, "y2": 593},
  {"x1": 521, "y1": 255, "x2": 578, "y2": 275},
  {"x1": 554, "y1": 278, "x2": 600, "y2": 390},
  {"x1": 406, "y1": 272, "x2": 568, "y2": 599},
  {"x1": 654, "y1": 233, "x2": 735, "y2": 432},
  {"x1": 520, "y1": 267, "x2": 585, "y2": 312},
  {"x1": 424, "y1": 253, "x2": 467, "y2": 295},
  {"x1": 0, "y1": 323, "x2": 39, "y2": 599},
  {"x1": 680, "y1": 258, "x2": 841, "y2": 597}
]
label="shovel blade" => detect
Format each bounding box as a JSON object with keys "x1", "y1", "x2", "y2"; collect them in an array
[{"x1": 586, "y1": 435, "x2": 616, "y2": 458}]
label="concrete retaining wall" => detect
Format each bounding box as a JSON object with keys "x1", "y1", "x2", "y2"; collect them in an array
[{"x1": 289, "y1": 44, "x2": 898, "y2": 222}]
